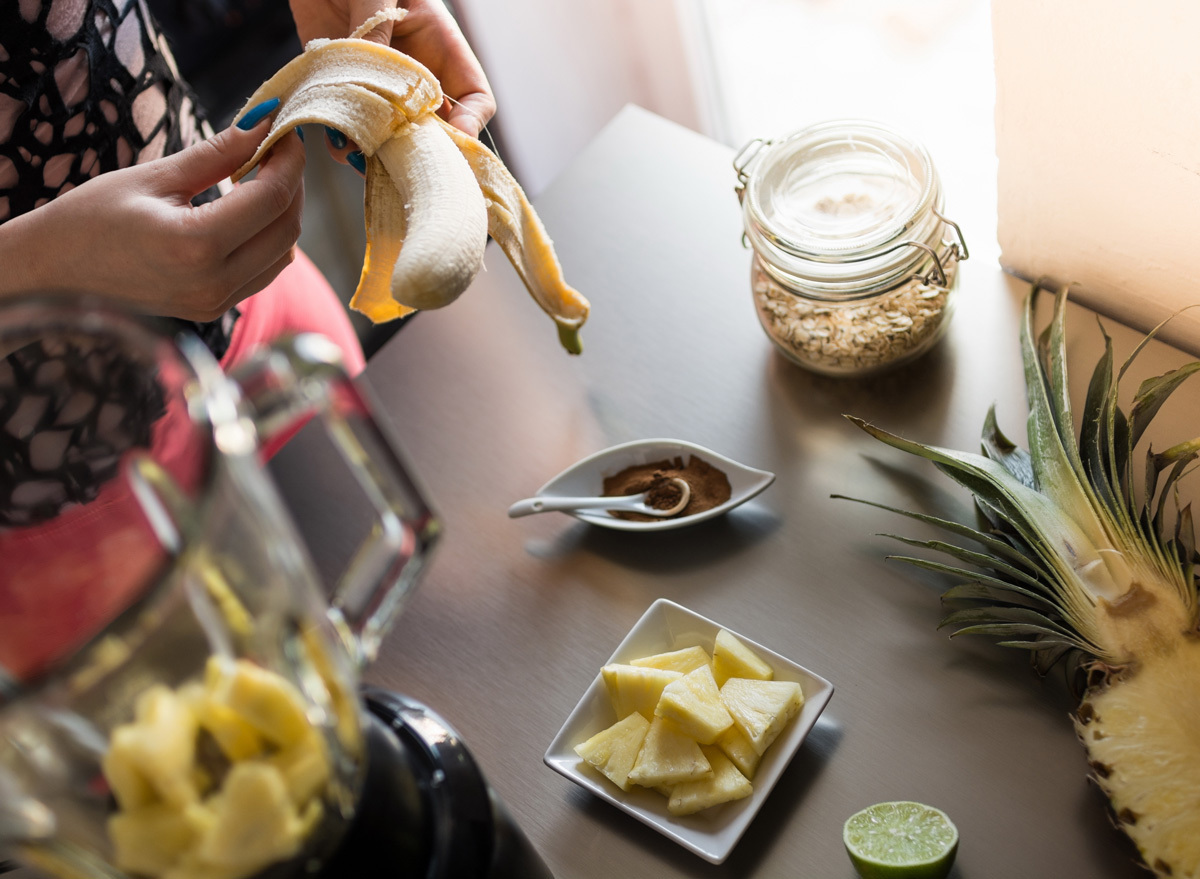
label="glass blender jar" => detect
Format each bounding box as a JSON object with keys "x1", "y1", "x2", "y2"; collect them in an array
[{"x1": 0, "y1": 296, "x2": 550, "y2": 879}]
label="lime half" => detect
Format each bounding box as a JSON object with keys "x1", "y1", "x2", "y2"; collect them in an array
[{"x1": 843, "y1": 801, "x2": 959, "y2": 879}]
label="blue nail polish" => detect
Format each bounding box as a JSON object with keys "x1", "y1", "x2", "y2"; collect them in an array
[
  {"x1": 324, "y1": 126, "x2": 348, "y2": 149},
  {"x1": 236, "y1": 97, "x2": 280, "y2": 130},
  {"x1": 294, "y1": 126, "x2": 305, "y2": 142},
  {"x1": 347, "y1": 151, "x2": 366, "y2": 175}
]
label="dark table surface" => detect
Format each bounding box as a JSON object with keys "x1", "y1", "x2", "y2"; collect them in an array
[{"x1": 273, "y1": 105, "x2": 1199, "y2": 878}]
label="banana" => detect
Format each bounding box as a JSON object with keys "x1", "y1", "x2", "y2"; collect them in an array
[
  {"x1": 374, "y1": 117, "x2": 487, "y2": 311},
  {"x1": 232, "y1": 10, "x2": 590, "y2": 353}
]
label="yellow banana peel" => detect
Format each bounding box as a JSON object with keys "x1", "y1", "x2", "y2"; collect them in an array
[{"x1": 232, "y1": 10, "x2": 590, "y2": 354}]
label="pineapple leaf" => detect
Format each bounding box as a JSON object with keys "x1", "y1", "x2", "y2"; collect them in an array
[
  {"x1": 1021, "y1": 289, "x2": 1119, "y2": 552},
  {"x1": 887, "y1": 554, "x2": 1055, "y2": 601},
  {"x1": 1079, "y1": 322, "x2": 1132, "y2": 530},
  {"x1": 993, "y1": 638, "x2": 1087, "y2": 654},
  {"x1": 847, "y1": 415, "x2": 1124, "y2": 614},
  {"x1": 948, "y1": 625, "x2": 1089, "y2": 651},
  {"x1": 883, "y1": 535, "x2": 1049, "y2": 592},
  {"x1": 1079, "y1": 315, "x2": 1115, "y2": 478},
  {"x1": 1130, "y1": 362, "x2": 1200, "y2": 449},
  {"x1": 1028, "y1": 639, "x2": 1080, "y2": 676},
  {"x1": 1179, "y1": 505, "x2": 1197, "y2": 588},
  {"x1": 940, "y1": 605, "x2": 1084, "y2": 640},
  {"x1": 982, "y1": 405, "x2": 1035, "y2": 489},
  {"x1": 1153, "y1": 453, "x2": 1196, "y2": 532},
  {"x1": 830, "y1": 494, "x2": 1040, "y2": 572},
  {"x1": 941, "y1": 581, "x2": 1058, "y2": 612}
]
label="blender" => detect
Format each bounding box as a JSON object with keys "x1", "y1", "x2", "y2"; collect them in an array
[{"x1": 0, "y1": 297, "x2": 552, "y2": 879}]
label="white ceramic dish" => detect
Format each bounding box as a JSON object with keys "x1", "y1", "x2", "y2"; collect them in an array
[
  {"x1": 517, "y1": 439, "x2": 774, "y2": 532},
  {"x1": 544, "y1": 599, "x2": 834, "y2": 864}
]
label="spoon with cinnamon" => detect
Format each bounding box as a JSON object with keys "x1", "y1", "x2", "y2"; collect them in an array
[{"x1": 507, "y1": 477, "x2": 691, "y2": 519}]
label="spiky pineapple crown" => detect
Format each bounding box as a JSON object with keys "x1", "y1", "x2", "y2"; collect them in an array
[{"x1": 838, "y1": 285, "x2": 1200, "y2": 681}]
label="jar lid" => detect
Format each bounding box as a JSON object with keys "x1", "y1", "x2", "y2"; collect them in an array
[{"x1": 738, "y1": 120, "x2": 949, "y2": 295}]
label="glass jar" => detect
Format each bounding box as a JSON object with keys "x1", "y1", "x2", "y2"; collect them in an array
[{"x1": 734, "y1": 119, "x2": 968, "y2": 377}]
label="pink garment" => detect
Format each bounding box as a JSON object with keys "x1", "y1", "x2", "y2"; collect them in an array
[{"x1": 223, "y1": 249, "x2": 366, "y2": 378}]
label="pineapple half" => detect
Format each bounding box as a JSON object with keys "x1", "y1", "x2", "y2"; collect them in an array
[{"x1": 841, "y1": 285, "x2": 1200, "y2": 877}]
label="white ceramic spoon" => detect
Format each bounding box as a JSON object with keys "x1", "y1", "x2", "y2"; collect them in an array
[
  {"x1": 508, "y1": 478, "x2": 691, "y2": 519},
  {"x1": 508, "y1": 438, "x2": 775, "y2": 532}
]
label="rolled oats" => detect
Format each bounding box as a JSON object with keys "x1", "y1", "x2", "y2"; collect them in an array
[{"x1": 751, "y1": 258, "x2": 958, "y2": 376}]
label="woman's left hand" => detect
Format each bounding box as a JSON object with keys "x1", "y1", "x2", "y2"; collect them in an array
[{"x1": 287, "y1": 0, "x2": 495, "y2": 138}]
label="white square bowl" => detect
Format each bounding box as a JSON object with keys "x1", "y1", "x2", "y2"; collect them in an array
[{"x1": 543, "y1": 598, "x2": 835, "y2": 864}]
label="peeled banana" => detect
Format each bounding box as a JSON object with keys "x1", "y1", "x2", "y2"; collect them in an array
[{"x1": 232, "y1": 10, "x2": 590, "y2": 353}]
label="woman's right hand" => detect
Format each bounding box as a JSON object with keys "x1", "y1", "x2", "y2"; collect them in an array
[{"x1": 0, "y1": 113, "x2": 305, "y2": 322}]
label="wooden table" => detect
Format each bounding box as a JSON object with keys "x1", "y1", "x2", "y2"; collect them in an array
[{"x1": 275, "y1": 105, "x2": 1199, "y2": 878}]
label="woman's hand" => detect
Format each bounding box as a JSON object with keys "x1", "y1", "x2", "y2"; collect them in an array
[
  {"x1": 288, "y1": 0, "x2": 496, "y2": 169},
  {"x1": 0, "y1": 115, "x2": 305, "y2": 322}
]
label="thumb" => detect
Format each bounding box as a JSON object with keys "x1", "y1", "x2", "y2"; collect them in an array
[
  {"x1": 351, "y1": 1, "x2": 399, "y2": 43},
  {"x1": 158, "y1": 107, "x2": 277, "y2": 200}
]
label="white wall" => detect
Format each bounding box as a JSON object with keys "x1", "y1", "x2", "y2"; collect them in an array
[
  {"x1": 993, "y1": 0, "x2": 1200, "y2": 355},
  {"x1": 453, "y1": 0, "x2": 707, "y2": 196}
]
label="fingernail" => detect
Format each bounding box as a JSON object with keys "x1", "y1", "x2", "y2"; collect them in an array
[
  {"x1": 346, "y1": 151, "x2": 366, "y2": 175},
  {"x1": 294, "y1": 126, "x2": 305, "y2": 142},
  {"x1": 236, "y1": 97, "x2": 280, "y2": 130},
  {"x1": 324, "y1": 126, "x2": 347, "y2": 149}
]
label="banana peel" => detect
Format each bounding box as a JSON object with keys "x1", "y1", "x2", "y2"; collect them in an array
[{"x1": 232, "y1": 10, "x2": 589, "y2": 354}]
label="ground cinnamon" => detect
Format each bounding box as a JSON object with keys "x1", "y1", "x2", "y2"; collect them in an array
[{"x1": 602, "y1": 455, "x2": 732, "y2": 522}]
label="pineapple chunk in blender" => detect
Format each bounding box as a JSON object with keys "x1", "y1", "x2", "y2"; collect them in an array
[
  {"x1": 207, "y1": 658, "x2": 311, "y2": 747},
  {"x1": 654, "y1": 665, "x2": 733, "y2": 745},
  {"x1": 102, "y1": 659, "x2": 334, "y2": 879},
  {"x1": 574, "y1": 712, "x2": 651, "y2": 792},
  {"x1": 269, "y1": 729, "x2": 332, "y2": 806},
  {"x1": 629, "y1": 645, "x2": 712, "y2": 675},
  {"x1": 719, "y1": 678, "x2": 803, "y2": 756},
  {"x1": 195, "y1": 697, "x2": 264, "y2": 763},
  {"x1": 667, "y1": 746, "x2": 753, "y2": 816},
  {"x1": 627, "y1": 717, "x2": 712, "y2": 788},
  {"x1": 104, "y1": 685, "x2": 200, "y2": 810},
  {"x1": 108, "y1": 802, "x2": 212, "y2": 877},
  {"x1": 601, "y1": 664, "x2": 682, "y2": 720},
  {"x1": 191, "y1": 762, "x2": 309, "y2": 873},
  {"x1": 711, "y1": 629, "x2": 774, "y2": 687}
]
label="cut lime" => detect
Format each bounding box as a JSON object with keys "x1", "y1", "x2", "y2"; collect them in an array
[{"x1": 843, "y1": 801, "x2": 959, "y2": 879}]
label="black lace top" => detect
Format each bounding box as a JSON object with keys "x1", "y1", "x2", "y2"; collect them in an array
[
  {"x1": 0, "y1": 0, "x2": 237, "y2": 355},
  {"x1": 0, "y1": 0, "x2": 235, "y2": 523}
]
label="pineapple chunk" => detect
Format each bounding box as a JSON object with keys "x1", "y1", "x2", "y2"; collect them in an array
[
  {"x1": 711, "y1": 629, "x2": 774, "y2": 687},
  {"x1": 102, "y1": 730, "x2": 156, "y2": 812},
  {"x1": 195, "y1": 698, "x2": 264, "y2": 763},
  {"x1": 104, "y1": 685, "x2": 200, "y2": 809},
  {"x1": 108, "y1": 802, "x2": 210, "y2": 876},
  {"x1": 208, "y1": 658, "x2": 311, "y2": 748},
  {"x1": 269, "y1": 730, "x2": 332, "y2": 806},
  {"x1": 655, "y1": 665, "x2": 734, "y2": 745},
  {"x1": 574, "y1": 712, "x2": 651, "y2": 792},
  {"x1": 601, "y1": 664, "x2": 682, "y2": 720},
  {"x1": 719, "y1": 678, "x2": 803, "y2": 756},
  {"x1": 667, "y1": 746, "x2": 753, "y2": 816},
  {"x1": 193, "y1": 762, "x2": 307, "y2": 872},
  {"x1": 629, "y1": 645, "x2": 712, "y2": 675},
  {"x1": 715, "y1": 724, "x2": 762, "y2": 779},
  {"x1": 627, "y1": 717, "x2": 713, "y2": 788}
]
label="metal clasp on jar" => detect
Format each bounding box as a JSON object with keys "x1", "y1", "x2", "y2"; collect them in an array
[
  {"x1": 869, "y1": 209, "x2": 970, "y2": 288},
  {"x1": 732, "y1": 137, "x2": 770, "y2": 205}
]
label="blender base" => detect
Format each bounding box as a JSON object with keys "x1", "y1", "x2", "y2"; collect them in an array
[{"x1": 313, "y1": 689, "x2": 555, "y2": 879}]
